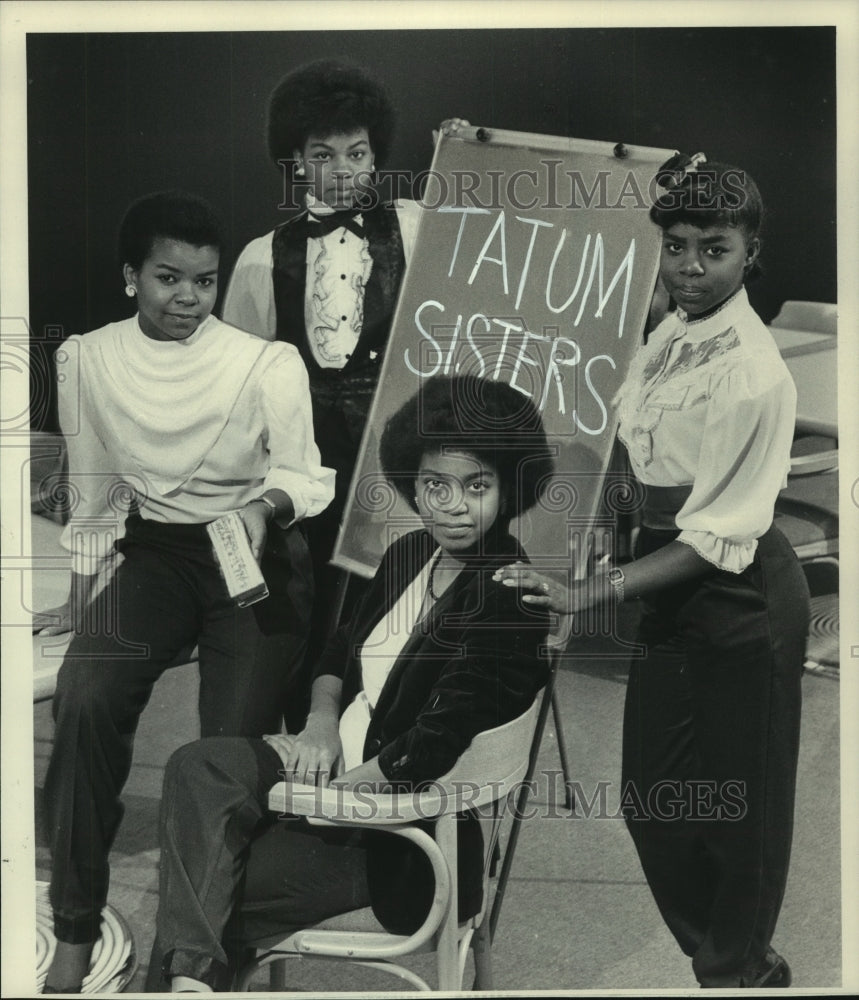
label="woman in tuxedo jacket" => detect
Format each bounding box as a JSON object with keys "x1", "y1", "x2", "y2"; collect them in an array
[{"x1": 147, "y1": 373, "x2": 554, "y2": 992}]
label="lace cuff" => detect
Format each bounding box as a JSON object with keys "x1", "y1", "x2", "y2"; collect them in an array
[{"x1": 677, "y1": 528, "x2": 757, "y2": 574}]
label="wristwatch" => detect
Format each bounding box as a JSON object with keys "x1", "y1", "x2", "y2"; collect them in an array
[
  {"x1": 607, "y1": 566, "x2": 626, "y2": 605},
  {"x1": 249, "y1": 495, "x2": 278, "y2": 521}
]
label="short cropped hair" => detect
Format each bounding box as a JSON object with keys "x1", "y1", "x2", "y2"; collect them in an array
[
  {"x1": 650, "y1": 159, "x2": 764, "y2": 279},
  {"x1": 118, "y1": 191, "x2": 223, "y2": 270},
  {"x1": 379, "y1": 374, "x2": 554, "y2": 521},
  {"x1": 267, "y1": 59, "x2": 396, "y2": 168}
]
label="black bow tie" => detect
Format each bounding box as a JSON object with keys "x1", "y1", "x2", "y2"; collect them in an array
[{"x1": 307, "y1": 208, "x2": 365, "y2": 240}]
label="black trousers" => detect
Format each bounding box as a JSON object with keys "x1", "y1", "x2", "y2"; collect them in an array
[
  {"x1": 146, "y1": 737, "x2": 371, "y2": 991},
  {"x1": 621, "y1": 525, "x2": 809, "y2": 986},
  {"x1": 303, "y1": 371, "x2": 376, "y2": 669},
  {"x1": 44, "y1": 515, "x2": 311, "y2": 944}
]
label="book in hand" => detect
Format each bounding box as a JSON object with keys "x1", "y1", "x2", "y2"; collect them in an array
[{"x1": 207, "y1": 511, "x2": 270, "y2": 607}]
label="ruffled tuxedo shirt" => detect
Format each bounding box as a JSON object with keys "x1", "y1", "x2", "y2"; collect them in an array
[{"x1": 222, "y1": 197, "x2": 421, "y2": 363}]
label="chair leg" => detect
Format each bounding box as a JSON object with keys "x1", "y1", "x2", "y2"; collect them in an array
[
  {"x1": 435, "y1": 814, "x2": 461, "y2": 990},
  {"x1": 471, "y1": 919, "x2": 493, "y2": 990},
  {"x1": 489, "y1": 675, "x2": 557, "y2": 941},
  {"x1": 269, "y1": 959, "x2": 288, "y2": 990},
  {"x1": 551, "y1": 686, "x2": 575, "y2": 810}
]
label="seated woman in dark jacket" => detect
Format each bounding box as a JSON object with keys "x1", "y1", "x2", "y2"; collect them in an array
[{"x1": 148, "y1": 373, "x2": 554, "y2": 992}]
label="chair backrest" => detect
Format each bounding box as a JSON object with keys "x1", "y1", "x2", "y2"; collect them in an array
[
  {"x1": 432, "y1": 694, "x2": 543, "y2": 810},
  {"x1": 772, "y1": 299, "x2": 840, "y2": 557},
  {"x1": 546, "y1": 610, "x2": 573, "y2": 653},
  {"x1": 770, "y1": 300, "x2": 837, "y2": 336},
  {"x1": 486, "y1": 622, "x2": 570, "y2": 943}
]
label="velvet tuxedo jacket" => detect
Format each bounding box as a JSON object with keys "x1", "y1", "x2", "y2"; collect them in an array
[{"x1": 312, "y1": 527, "x2": 550, "y2": 932}]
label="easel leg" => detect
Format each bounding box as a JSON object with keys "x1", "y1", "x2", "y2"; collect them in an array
[
  {"x1": 552, "y1": 686, "x2": 575, "y2": 811},
  {"x1": 329, "y1": 568, "x2": 350, "y2": 632}
]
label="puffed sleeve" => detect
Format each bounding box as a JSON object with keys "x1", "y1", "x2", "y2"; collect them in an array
[
  {"x1": 377, "y1": 581, "x2": 550, "y2": 784},
  {"x1": 57, "y1": 338, "x2": 123, "y2": 576},
  {"x1": 258, "y1": 342, "x2": 335, "y2": 522},
  {"x1": 674, "y1": 366, "x2": 796, "y2": 573},
  {"x1": 222, "y1": 233, "x2": 277, "y2": 341},
  {"x1": 394, "y1": 199, "x2": 423, "y2": 264}
]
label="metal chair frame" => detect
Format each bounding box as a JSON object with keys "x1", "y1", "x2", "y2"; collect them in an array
[{"x1": 235, "y1": 689, "x2": 549, "y2": 992}]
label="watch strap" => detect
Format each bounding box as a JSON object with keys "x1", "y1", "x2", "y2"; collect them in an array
[
  {"x1": 607, "y1": 566, "x2": 625, "y2": 605},
  {"x1": 249, "y1": 495, "x2": 278, "y2": 520}
]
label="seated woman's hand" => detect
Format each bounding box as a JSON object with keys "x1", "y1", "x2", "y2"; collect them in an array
[
  {"x1": 262, "y1": 733, "x2": 296, "y2": 770},
  {"x1": 271, "y1": 714, "x2": 342, "y2": 787}
]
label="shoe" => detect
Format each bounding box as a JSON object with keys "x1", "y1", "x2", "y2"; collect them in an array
[
  {"x1": 749, "y1": 949, "x2": 792, "y2": 988},
  {"x1": 700, "y1": 950, "x2": 793, "y2": 989}
]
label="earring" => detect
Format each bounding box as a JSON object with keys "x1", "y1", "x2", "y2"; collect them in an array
[
  {"x1": 125, "y1": 284, "x2": 136, "y2": 297},
  {"x1": 296, "y1": 163, "x2": 306, "y2": 177}
]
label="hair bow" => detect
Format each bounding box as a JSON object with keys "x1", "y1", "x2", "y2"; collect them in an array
[{"x1": 656, "y1": 151, "x2": 708, "y2": 191}]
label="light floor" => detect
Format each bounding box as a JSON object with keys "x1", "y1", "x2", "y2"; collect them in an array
[{"x1": 31, "y1": 608, "x2": 842, "y2": 994}]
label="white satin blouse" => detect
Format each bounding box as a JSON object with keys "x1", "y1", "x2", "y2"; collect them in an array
[
  {"x1": 615, "y1": 288, "x2": 796, "y2": 573},
  {"x1": 58, "y1": 314, "x2": 335, "y2": 575},
  {"x1": 338, "y1": 550, "x2": 436, "y2": 772}
]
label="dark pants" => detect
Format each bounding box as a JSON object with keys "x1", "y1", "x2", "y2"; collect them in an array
[
  {"x1": 622, "y1": 525, "x2": 809, "y2": 986},
  {"x1": 44, "y1": 516, "x2": 311, "y2": 945},
  {"x1": 303, "y1": 371, "x2": 376, "y2": 669},
  {"x1": 146, "y1": 738, "x2": 370, "y2": 991}
]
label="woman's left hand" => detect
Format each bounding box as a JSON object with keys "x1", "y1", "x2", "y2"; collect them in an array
[{"x1": 241, "y1": 500, "x2": 270, "y2": 563}]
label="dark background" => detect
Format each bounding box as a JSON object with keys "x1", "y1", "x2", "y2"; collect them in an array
[{"x1": 26, "y1": 27, "x2": 836, "y2": 431}]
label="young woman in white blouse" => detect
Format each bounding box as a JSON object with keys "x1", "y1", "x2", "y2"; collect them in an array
[
  {"x1": 36, "y1": 191, "x2": 334, "y2": 993},
  {"x1": 495, "y1": 160, "x2": 810, "y2": 989}
]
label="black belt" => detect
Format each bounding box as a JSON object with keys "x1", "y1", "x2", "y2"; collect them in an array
[
  {"x1": 641, "y1": 484, "x2": 693, "y2": 530},
  {"x1": 308, "y1": 368, "x2": 379, "y2": 401}
]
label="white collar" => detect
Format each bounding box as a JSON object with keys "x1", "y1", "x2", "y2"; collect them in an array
[
  {"x1": 677, "y1": 287, "x2": 749, "y2": 342},
  {"x1": 305, "y1": 193, "x2": 363, "y2": 220},
  {"x1": 306, "y1": 193, "x2": 334, "y2": 217}
]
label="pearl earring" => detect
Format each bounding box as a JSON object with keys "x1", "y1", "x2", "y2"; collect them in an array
[
  {"x1": 125, "y1": 285, "x2": 136, "y2": 298},
  {"x1": 296, "y1": 163, "x2": 306, "y2": 177}
]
